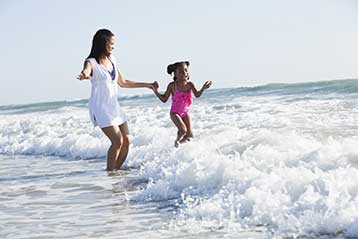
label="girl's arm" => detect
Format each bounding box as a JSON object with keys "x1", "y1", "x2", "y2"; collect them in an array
[
  {"x1": 77, "y1": 60, "x2": 92, "y2": 80},
  {"x1": 153, "y1": 83, "x2": 173, "y2": 103},
  {"x1": 117, "y1": 69, "x2": 156, "y2": 89},
  {"x1": 191, "y1": 81, "x2": 212, "y2": 97}
]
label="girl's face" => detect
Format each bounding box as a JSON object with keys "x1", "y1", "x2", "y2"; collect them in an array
[
  {"x1": 175, "y1": 64, "x2": 189, "y2": 81},
  {"x1": 105, "y1": 36, "x2": 115, "y2": 56}
]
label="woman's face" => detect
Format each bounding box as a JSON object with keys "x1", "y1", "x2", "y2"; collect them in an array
[
  {"x1": 105, "y1": 36, "x2": 115, "y2": 56},
  {"x1": 175, "y1": 64, "x2": 189, "y2": 81}
]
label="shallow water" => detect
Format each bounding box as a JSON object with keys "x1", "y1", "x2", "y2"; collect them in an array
[
  {"x1": 1, "y1": 79, "x2": 358, "y2": 238},
  {"x1": 0, "y1": 155, "x2": 266, "y2": 239}
]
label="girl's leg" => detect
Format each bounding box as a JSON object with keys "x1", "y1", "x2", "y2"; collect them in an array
[
  {"x1": 170, "y1": 113, "x2": 187, "y2": 147},
  {"x1": 101, "y1": 126, "x2": 123, "y2": 171},
  {"x1": 181, "y1": 114, "x2": 193, "y2": 142},
  {"x1": 115, "y1": 122, "x2": 131, "y2": 169}
]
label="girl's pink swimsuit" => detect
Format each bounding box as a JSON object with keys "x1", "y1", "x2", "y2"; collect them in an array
[{"x1": 170, "y1": 84, "x2": 193, "y2": 117}]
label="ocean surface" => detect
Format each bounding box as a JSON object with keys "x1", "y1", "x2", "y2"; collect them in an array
[{"x1": 1, "y1": 79, "x2": 358, "y2": 239}]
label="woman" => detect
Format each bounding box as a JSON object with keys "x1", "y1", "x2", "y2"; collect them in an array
[{"x1": 77, "y1": 29, "x2": 157, "y2": 171}]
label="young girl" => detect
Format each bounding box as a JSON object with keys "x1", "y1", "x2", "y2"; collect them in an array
[{"x1": 152, "y1": 61, "x2": 212, "y2": 147}]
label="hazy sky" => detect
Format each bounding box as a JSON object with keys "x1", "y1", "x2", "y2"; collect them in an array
[{"x1": 1, "y1": 0, "x2": 358, "y2": 105}]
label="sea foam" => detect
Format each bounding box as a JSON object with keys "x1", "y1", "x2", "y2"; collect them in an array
[{"x1": 1, "y1": 79, "x2": 358, "y2": 237}]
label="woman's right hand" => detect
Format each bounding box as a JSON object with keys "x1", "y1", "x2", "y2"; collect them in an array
[{"x1": 77, "y1": 72, "x2": 90, "y2": 80}]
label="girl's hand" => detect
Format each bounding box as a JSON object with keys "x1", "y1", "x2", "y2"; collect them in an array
[
  {"x1": 77, "y1": 72, "x2": 90, "y2": 80},
  {"x1": 149, "y1": 81, "x2": 159, "y2": 91},
  {"x1": 203, "y1": 80, "x2": 212, "y2": 90}
]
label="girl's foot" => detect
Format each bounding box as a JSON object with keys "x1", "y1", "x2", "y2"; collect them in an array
[
  {"x1": 179, "y1": 135, "x2": 190, "y2": 144},
  {"x1": 186, "y1": 133, "x2": 193, "y2": 142},
  {"x1": 174, "y1": 140, "x2": 180, "y2": 148},
  {"x1": 175, "y1": 131, "x2": 186, "y2": 147}
]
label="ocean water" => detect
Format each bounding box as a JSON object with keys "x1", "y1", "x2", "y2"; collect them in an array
[{"x1": 1, "y1": 79, "x2": 358, "y2": 239}]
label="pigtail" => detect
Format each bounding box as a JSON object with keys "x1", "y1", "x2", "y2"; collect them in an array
[
  {"x1": 167, "y1": 64, "x2": 176, "y2": 81},
  {"x1": 167, "y1": 64, "x2": 175, "y2": 74}
]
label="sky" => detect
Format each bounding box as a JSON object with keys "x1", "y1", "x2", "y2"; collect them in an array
[{"x1": 1, "y1": 0, "x2": 358, "y2": 105}]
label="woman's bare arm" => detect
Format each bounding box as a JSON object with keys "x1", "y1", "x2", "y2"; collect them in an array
[
  {"x1": 117, "y1": 69, "x2": 154, "y2": 89},
  {"x1": 77, "y1": 60, "x2": 92, "y2": 80}
]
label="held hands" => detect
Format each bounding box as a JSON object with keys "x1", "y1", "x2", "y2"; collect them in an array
[{"x1": 150, "y1": 81, "x2": 159, "y2": 92}]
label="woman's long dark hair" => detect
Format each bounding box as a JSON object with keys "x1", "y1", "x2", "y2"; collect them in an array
[
  {"x1": 167, "y1": 61, "x2": 190, "y2": 81},
  {"x1": 87, "y1": 29, "x2": 114, "y2": 63}
]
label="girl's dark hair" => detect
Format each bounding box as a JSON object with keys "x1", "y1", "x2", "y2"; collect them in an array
[
  {"x1": 167, "y1": 61, "x2": 190, "y2": 81},
  {"x1": 87, "y1": 29, "x2": 114, "y2": 63}
]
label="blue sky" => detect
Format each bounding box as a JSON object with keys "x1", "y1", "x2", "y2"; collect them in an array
[{"x1": 1, "y1": 0, "x2": 358, "y2": 105}]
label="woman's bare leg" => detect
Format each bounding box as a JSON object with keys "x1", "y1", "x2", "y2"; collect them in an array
[
  {"x1": 115, "y1": 122, "x2": 131, "y2": 169},
  {"x1": 170, "y1": 113, "x2": 187, "y2": 147},
  {"x1": 101, "y1": 126, "x2": 123, "y2": 171}
]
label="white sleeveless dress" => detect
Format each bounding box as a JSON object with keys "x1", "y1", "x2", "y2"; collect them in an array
[{"x1": 86, "y1": 55, "x2": 127, "y2": 128}]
